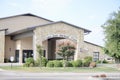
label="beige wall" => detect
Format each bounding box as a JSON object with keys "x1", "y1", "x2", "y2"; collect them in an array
[
  {"x1": 5, "y1": 36, "x2": 33, "y2": 63},
  {"x1": 20, "y1": 37, "x2": 33, "y2": 50},
  {"x1": 15, "y1": 37, "x2": 33, "y2": 50},
  {"x1": 0, "y1": 30, "x2": 5, "y2": 62},
  {"x1": 16, "y1": 37, "x2": 33, "y2": 63},
  {"x1": 5, "y1": 36, "x2": 16, "y2": 60},
  {"x1": 0, "y1": 16, "x2": 51, "y2": 34}
]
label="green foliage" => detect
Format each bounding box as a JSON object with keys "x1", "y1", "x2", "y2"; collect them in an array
[
  {"x1": 103, "y1": 59, "x2": 108, "y2": 63},
  {"x1": 35, "y1": 57, "x2": 48, "y2": 67},
  {"x1": 57, "y1": 42, "x2": 75, "y2": 61},
  {"x1": 64, "y1": 61, "x2": 73, "y2": 67},
  {"x1": 53, "y1": 60, "x2": 62, "y2": 67},
  {"x1": 84, "y1": 56, "x2": 92, "y2": 62},
  {"x1": 71, "y1": 60, "x2": 82, "y2": 67},
  {"x1": 102, "y1": 9, "x2": 120, "y2": 63},
  {"x1": 83, "y1": 56, "x2": 92, "y2": 67},
  {"x1": 23, "y1": 57, "x2": 34, "y2": 67},
  {"x1": 46, "y1": 61, "x2": 54, "y2": 67},
  {"x1": 36, "y1": 45, "x2": 44, "y2": 67}
]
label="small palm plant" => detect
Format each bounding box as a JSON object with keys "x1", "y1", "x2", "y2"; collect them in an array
[{"x1": 36, "y1": 45, "x2": 43, "y2": 68}]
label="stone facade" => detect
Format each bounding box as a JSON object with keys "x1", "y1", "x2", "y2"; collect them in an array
[
  {"x1": 0, "y1": 13, "x2": 105, "y2": 63},
  {"x1": 34, "y1": 22, "x2": 86, "y2": 60},
  {"x1": 0, "y1": 30, "x2": 5, "y2": 63}
]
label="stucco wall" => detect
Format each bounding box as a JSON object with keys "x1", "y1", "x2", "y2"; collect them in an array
[
  {"x1": 5, "y1": 36, "x2": 15, "y2": 60},
  {"x1": 0, "y1": 16, "x2": 51, "y2": 34},
  {"x1": 20, "y1": 37, "x2": 33, "y2": 50},
  {"x1": 0, "y1": 30, "x2": 5, "y2": 63}
]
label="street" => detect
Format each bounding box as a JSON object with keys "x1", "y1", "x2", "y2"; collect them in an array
[{"x1": 0, "y1": 69, "x2": 120, "y2": 80}]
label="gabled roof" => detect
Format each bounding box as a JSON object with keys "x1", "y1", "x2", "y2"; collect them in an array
[
  {"x1": 84, "y1": 41, "x2": 103, "y2": 48},
  {"x1": 7, "y1": 21, "x2": 91, "y2": 36},
  {"x1": 34, "y1": 21, "x2": 91, "y2": 33},
  {"x1": 0, "y1": 13, "x2": 53, "y2": 22},
  {"x1": 0, "y1": 28, "x2": 8, "y2": 31}
]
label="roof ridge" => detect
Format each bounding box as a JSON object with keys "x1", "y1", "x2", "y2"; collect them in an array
[{"x1": 0, "y1": 13, "x2": 53, "y2": 22}]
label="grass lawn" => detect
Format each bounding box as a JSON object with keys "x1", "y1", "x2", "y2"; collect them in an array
[{"x1": 0, "y1": 66, "x2": 120, "y2": 73}]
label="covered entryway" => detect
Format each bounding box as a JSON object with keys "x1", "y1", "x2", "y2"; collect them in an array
[
  {"x1": 42, "y1": 37, "x2": 76, "y2": 60},
  {"x1": 33, "y1": 21, "x2": 90, "y2": 60}
]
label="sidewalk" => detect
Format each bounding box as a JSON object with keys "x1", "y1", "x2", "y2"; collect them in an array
[{"x1": 0, "y1": 63, "x2": 23, "y2": 66}]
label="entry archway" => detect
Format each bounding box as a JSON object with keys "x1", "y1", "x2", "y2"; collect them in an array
[{"x1": 42, "y1": 36, "x2": 77, "y2": 60}]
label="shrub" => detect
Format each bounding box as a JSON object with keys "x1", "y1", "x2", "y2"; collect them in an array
[
  {"x1": 35, "y1": 57, "x2": 48, "y2": 67},
  {"x1": 83, "y1": 60, "x2": 90, "y2": 67},
  {"x1": 84, "y1": 56, "x2": 92, "y2": 62},
  {"x1": 83, "y1": 56, "x2": 92, "y2": 67},
  {"x1": 96, "y1": 60, "x2": 102, "y2": 63},
  {"x1": 71, "y1": 60, "x2": 82, "y2": 67},
  {"x1": 65, "y1": 61, "x2": 73, "y2": 67},
  {"x1": 103, "y1": 59, "x2": 108, "y2": 63},
  {"x1": 53, "y1": 60, "x2": 62, "y2": 67},
  {"x1": 89, "y1": 62, "x2": 96, "y2": 68},
  {"x1": 23, "y1": 57, "x2": 34, "y2": 67},
  {"x1": 46, "y1": 61, "x2": 54, "y2": 67}
]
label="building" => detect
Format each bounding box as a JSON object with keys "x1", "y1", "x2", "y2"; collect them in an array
[{"x1": 0, "y1": 13, "x2": 104, "y2": 63}]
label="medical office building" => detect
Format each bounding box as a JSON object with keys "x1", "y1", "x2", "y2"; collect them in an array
[{"x1": 0, "y1": 13, "x2": 104, "y2": 63}]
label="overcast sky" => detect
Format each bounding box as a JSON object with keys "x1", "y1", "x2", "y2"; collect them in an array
[{"x1": 0, "y1": 0, "x2": 120, "y2": 46}]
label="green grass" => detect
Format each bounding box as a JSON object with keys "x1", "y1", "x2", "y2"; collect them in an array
[{"x1": 0, "y1": 66, "x2": 120, "y2": 73}]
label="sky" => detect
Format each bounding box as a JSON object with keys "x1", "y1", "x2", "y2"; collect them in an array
[{"x1": 0, "y1": 0, "x2": 120, "y2": 46}]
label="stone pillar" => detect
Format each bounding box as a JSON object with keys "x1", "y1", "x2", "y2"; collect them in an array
[
  {"x1": 33, "y1": 34, "x2": 37, "y2": 61},
  {"x1": 16, "y1": 40, "x2": 23, "y2": 63},
  {"x1": 0, "y1": 30, "x2": 5, "y2": 63},
  {"x1": 74, "y1": 30, "x2": 84, "y2": 60},
  {"x1": 33, "y1": 29, "x2": 43, "y2": 60},
  {"x1": 18, "y1": 40, "x2": 23, "y2": 63}
]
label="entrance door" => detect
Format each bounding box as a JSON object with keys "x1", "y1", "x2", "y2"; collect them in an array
[
  {"x1": 15, "y1": 50, "x2": 19, "y2": 62},
  {"x1": 23, "y1": 50, "x2": 33, "y2": 63}
]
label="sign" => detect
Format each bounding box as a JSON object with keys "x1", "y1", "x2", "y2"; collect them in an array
[
  {"x1": 46, "y1": 34, "x2": 77, "y2": 42},
  {"x1": 10, "y1": 56, "x2": 14, "y2": 62}
]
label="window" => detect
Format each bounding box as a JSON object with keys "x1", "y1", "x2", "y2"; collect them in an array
[{"x1": 93, "y1": 52, "x2": 99, "y2": 61}]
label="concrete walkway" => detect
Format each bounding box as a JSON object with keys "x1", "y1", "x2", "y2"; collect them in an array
[{"x1": 0, "y1": 63, "x2": 23, "y2": 66}]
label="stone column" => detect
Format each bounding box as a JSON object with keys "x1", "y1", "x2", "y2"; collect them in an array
[
  {"x1": 18, "y1": 40, "x2": 23, "y2": 63},
  {"x1": 74, "y1": 30, "x2": 84, "y2": 60},
  {"x1": 0, "y1": 30, "x2": 5, "y2": 63},
  {"x1": 33, "y1": 29, "x2": 43, "y2": 60},
  {"x1": 33, "y1": 34, "x2": 37, "y2": 61}
]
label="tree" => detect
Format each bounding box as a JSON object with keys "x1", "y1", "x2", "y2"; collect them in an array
[
  {"x1": 36, "y1": 45, "x2": 43, "y2": 68},
  {"x1": 56, "y1": 42, "x2": 75, "y2": 61},
  {"x1": 102, "y1": 9, "x2": 120, "y2": 63}
]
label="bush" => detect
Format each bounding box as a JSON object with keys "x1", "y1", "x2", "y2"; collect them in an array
[
  {"x1": 61, "y1": 60, "x2": 72, "y2": 67},
  {"x1": 71, "y1": 60, "x2": 82, "y2": 67},
  {"x1": 83, "y1": 60, "x2": 90, "y2": 67},
  {"x1": 65, "y1": 61, "x2": 73, "y2": 67},
  {"x1": 96, "y1": 60, "x2": 102, "y2": 63},
  {"x1": 35, "y1": 57, "x2": 48, "y2": 67},
  {"x1": 23, "y1": 57, "x2": 34, "y2": 67},
  {"x1": 46, "y1": 61, "x2": 54, "y2": 67},
  {"x1": 84, "y1": 56, "x2": 92, "y2": 62},
  {"x1": 53, "y1": 60, "x2": 62, "y2": 67},
  {"x1": 89, "y1": 62, "x2": 96, "y2": 68},
  {"x1": 83, "y1": 56, "x2": 92, "y2": 67},
  {"x1": 103, "y1": 59, "x2": 108, "y2": 63}
]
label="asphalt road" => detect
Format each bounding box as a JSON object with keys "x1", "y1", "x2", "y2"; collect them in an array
[{"x1": 0, "y1": 69, "x2": 120, "y2": 80}]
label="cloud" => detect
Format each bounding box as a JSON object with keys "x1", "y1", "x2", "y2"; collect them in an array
[
  {"x1": 31, "y1": 0, "x2": 73, "y2": 12},
  {"x1": 8, "y1": 2, "x2": 19, "y2": 7}
]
